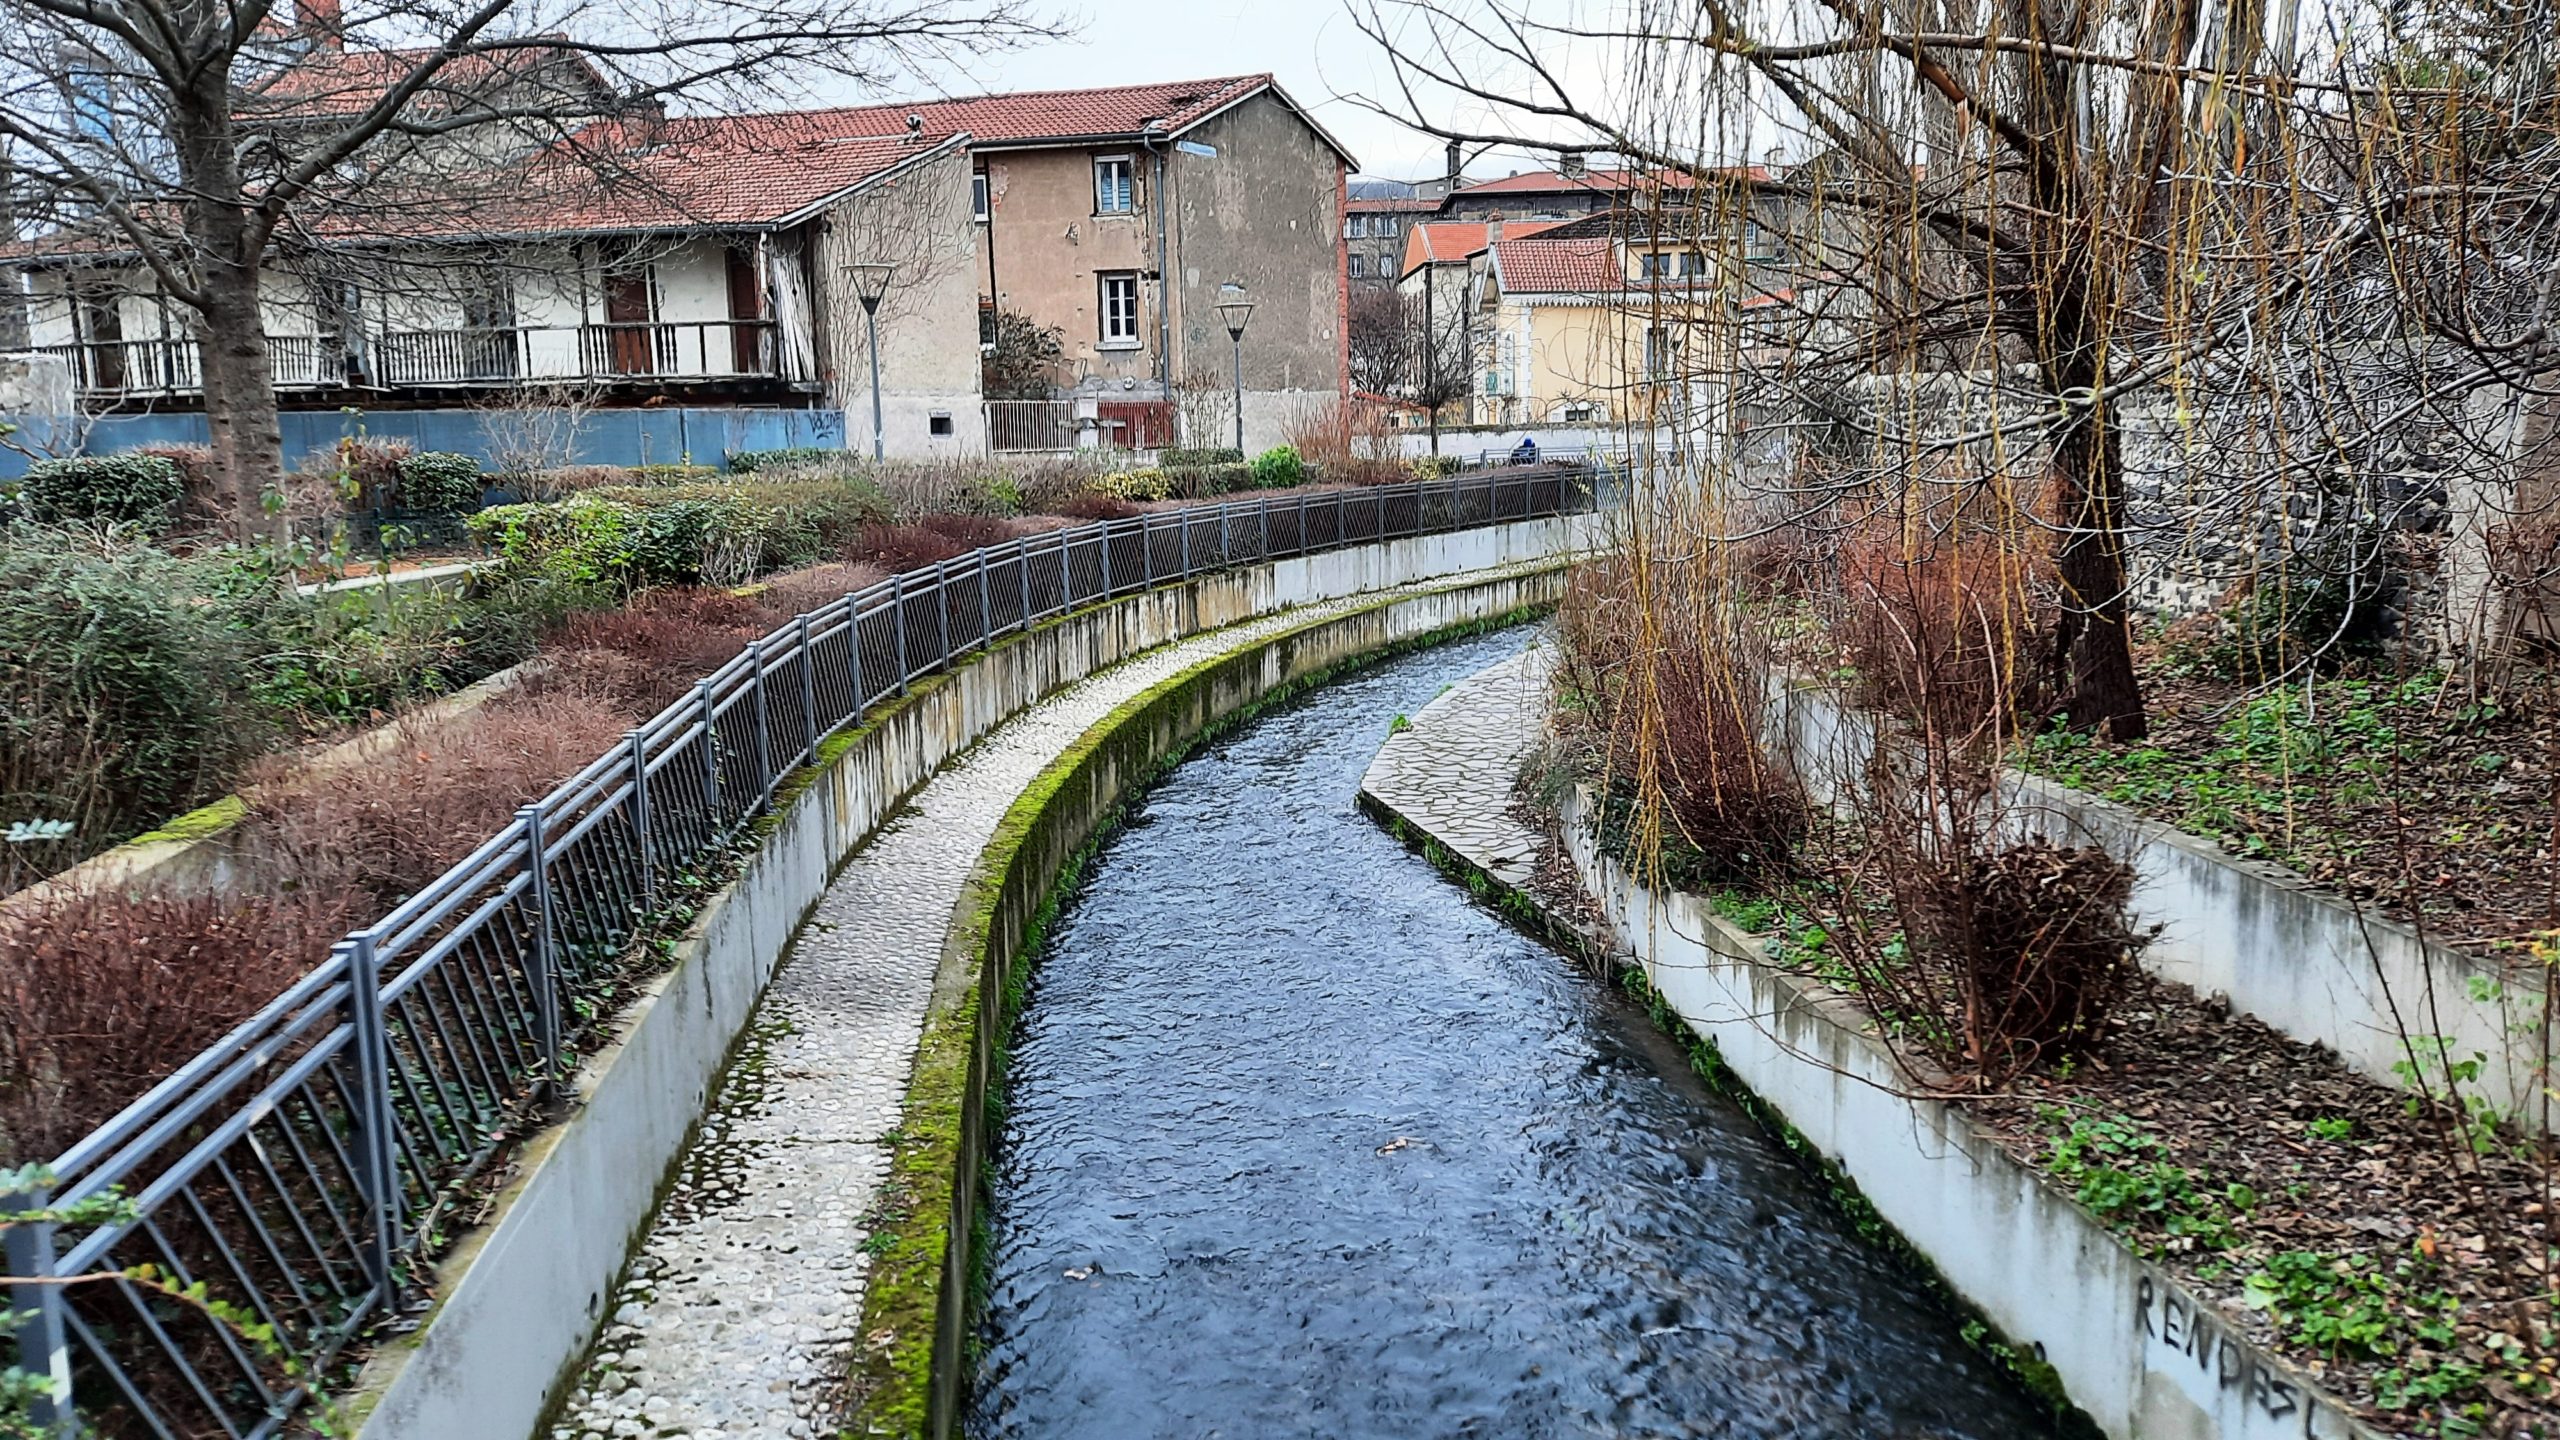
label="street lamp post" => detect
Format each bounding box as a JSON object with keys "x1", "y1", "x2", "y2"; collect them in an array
[
  {"x1": 1215, "y1": 293, "x2": 1254, "y2": 454},
  {"x1": 847, "y1": 263, "x2": 895, "y2": 461}
]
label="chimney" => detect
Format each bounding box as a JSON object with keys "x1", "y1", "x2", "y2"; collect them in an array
[
  {"x1": 299, "y1": 0, "x2": 343, "y2": 49},
  {"x1": 1486, "y1": 211, "x2": 1504, "y2": 244},
  {"x1": 1444, "y1": 140, "x2": 1462, "y2": 194},
  {"x1": 1560, "y1": 150, "x2": 1588, "y2": 180}
]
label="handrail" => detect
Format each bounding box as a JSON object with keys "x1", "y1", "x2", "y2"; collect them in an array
[{"x1": 2, "y1": 468, "x2": 1594, "y2": 1438}]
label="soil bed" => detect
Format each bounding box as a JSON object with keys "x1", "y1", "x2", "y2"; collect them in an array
[{"x1": 2021, "y1": 648, "x2": 2560, "y2": 961}]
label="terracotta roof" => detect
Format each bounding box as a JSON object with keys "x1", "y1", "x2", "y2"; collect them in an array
[
  {"x1": 1486, "y1": 235, "x2": 1619, "y2": 293},
  {"x1": 1453, "y1": 166, "x2": 1767, "y2": 197},
  {"x1": 1398, "y1": 218, "x2": 1566, "y2": 277},
  {"x1": 777, "y1": 74, "x2": 1286, "y2": 150},
  {"x1": 241, "y1": 40, "x2": 613, "y2": 122},
  {"x1": 487, "y1": 115, "x2": 964, "y2": 234}
]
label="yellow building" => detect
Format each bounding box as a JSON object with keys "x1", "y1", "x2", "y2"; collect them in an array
[{"x1": 1469, "y1": 231, "x2": 1791, "y2": 428}]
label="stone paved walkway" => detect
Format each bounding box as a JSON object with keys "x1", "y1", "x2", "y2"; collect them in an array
[
  {"x1": 1358, "y1": 640, "x2": 1554, "y2": 884},
  {"x1": 549, "y1": 566, "x2": 1546, "y2": 1440}
]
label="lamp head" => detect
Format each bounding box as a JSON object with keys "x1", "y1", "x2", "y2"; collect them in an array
[
  {"x1": 847, "y1": 262, "x2": 895, "y2": 312},
  {"x1": 1215, "y1": 293, "x2": 1255, "y2": 340}
]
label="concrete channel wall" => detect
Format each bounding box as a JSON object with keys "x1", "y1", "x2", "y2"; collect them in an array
[
  {"x1": 347, "y1": 515, "x2": 1592, "y2": 1440},
  {"x1": 1549, "y1": 782, "x2": 2379, "y2": 1440},
  {"x1": 1769, "y1": 681, "x2": 2548, "y2": 1131}
]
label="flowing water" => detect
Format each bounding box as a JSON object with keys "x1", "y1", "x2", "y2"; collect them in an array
[{"x1": 969, "y1": 628, "x2": 2063, "y2": 1439}]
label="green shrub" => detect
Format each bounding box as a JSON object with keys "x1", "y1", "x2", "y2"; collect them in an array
[
  {"x1": 1087, "y1": 468, "x2": 1173, "y2": 503},
  {"x1": 1408, "y1": 454, "x2": 1458, "y2": 480},
  {"x1": 1161, "y1": 462, "x2": 1252, "y2": 499},
  {"x1": 19, "y1": 454, "x2": 186, "y2": 527},
  {"x1": 472, "y1": 480, "x2": 889, "y2": 589},
  {"x1": 727, "y1": 446, "x2": 841, "y2": 474},
  {"x1": 0, "y1": 535, "x2": 272, "y2": 889},
  {"x1": 1160, "y1": 446, "x2": 1243, "y2": 468},
  {"x1": 395, "y1": 451, "x2": 484, "y2": 516},
  {"x1": 1249, "y1": 445, "x2": 1307, "y2": 489},
  {"x1": 625, "y1": 463, "x2": 722, "y2": 485}
]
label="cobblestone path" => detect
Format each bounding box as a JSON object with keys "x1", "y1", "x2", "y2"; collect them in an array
[
  {"x1": 1358, "y1": 640, "x2": 1553, "y2": 882},
  {"x1": 549, "y1": 568, "x2": 1541, "y2": 1440}
]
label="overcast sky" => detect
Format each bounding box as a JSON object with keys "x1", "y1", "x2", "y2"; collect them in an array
[{"x1": 909, "y1": 1, "x2": 1496, "y2": 184}]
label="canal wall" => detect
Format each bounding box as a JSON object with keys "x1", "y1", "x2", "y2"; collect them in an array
[
  {"x1": 849, "y1": 572, "x2": 1568, "y2": 1439},
  {"x1": 1357, "y1": 651, "x2": 2382, "y2": 1440},
  {"x1": 347, "y1": 515, "x2": 1593, "y2": 1440}
]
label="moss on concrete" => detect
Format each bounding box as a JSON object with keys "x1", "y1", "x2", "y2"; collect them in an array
[
  {"x1": 123, "y1": 794, "x2": 247, "y2": 847},
  {"x1": 844, "y1": 585, "x2": 1558, "y2": 1440}
]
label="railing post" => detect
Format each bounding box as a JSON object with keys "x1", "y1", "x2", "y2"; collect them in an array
[
  {"x1": 1141, "y1": 514, "x2": 1155, "y2": 587},
  {"x1": 1099, "y1": 521, "x2": 1115, "y2": 597},
  {"x1": 1218, "y1": 503, "x2": 1230, "y2": 564},
  {"x1": 339, "y1": 931, "x2": 402, "y2": 1304},
  {"x1": 626, "y1": 731, "x2": 654, "y2": 910},
  {"x1": 1019, "y1": 545, "x2": 1033, "y2": 632},
  {"x1": 1181, "y1": 509, "x2": 1193, "y2": 576},
  {"x1": 3, "y1": 1180, "x2": 72, "y2": 1437},
  {"x1": 518, "y1": 804, "x2": 562, "y2": 1071},
  {"x1": 797, "y1": 615, "x2": 818, "y2": 760},
  {"x1": 746, "y1": 640, "x2": 774, "y2": 808},
  {"x1": 892, "y1": 586, "x2": 911, "y2": 693},
  {"x1": 934, "y1": 568, "x2": 953, "y2": 669},
  {"x1": 697, "y1": 680, "x2": 722, "y2": 824},
  {"x1": 1297, "y1": 489, "x2": 1310, "y2": 554},
  {"x1": 977, "y1": 549, "x2": 993, "y2": 649}
]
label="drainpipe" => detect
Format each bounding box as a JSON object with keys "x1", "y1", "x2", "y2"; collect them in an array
[{"x1": 1141, "y1": 129, "x2": 1173, "y2": 409}]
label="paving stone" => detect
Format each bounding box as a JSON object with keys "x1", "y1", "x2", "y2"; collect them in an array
[
  {"x1": 1358, "y1": 641, "x2": 1555, "y2": 880},
  {"x1": 546, "y1": 565, "x2": 1545, "y2": 1440}
]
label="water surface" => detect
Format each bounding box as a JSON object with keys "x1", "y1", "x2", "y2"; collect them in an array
[{"x1": 971, "y1": 628, "x2": 2061, "y2": 1439}]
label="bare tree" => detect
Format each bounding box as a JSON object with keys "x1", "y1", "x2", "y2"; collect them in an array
[
  {"x1": 1348, "y1": 0, "x2": 2560, "y2": 736},
  {"x1": 0, "y1": 0, "x2": 1054, "y2": 534},
  {"x1": 1348, "y1": 283, "x2": 1411, "y2": 395}
]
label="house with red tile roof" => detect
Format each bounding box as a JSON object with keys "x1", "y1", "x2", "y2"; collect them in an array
[{"x1": 9, "y1": 70, "x2": 1354, "y2": 456}]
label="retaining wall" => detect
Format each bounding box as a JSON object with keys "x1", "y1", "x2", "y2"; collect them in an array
[
  {"x1": 1769, "y1": 680, "x2": 2547, "y2": 1131},
  {"x1": 346, "y1": 515, "x2": 1592, "y2": 1440},
  {"x1": 1549, "y1": 782, "x2": 2380, "y2": 1440}
]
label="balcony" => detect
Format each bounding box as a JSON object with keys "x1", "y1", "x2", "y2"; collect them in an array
[{"x1": 22, "y1": 320, "x2": 781, "y2": 400}]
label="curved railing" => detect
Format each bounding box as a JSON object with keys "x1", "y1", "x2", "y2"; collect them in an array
[{"x1": 1, "y1": 468, "x2": 1594, "y2": 1438}]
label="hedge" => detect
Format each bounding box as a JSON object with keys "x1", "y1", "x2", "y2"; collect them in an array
[
  {"x1": 19, "y1": 455, "x2": 186, "y2": 528},
  {"x1": 470, "y1": 479, "x2": 890, "y2": 588},
  {"x1": 727, "y1": 446, "x2": 843, "y2": 474},
  {"x1": 394, "y1": 451, "x2": 484, "y2": 516}
]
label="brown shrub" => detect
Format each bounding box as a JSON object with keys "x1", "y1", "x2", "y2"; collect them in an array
[
  {"x1": 0, "y1": 882, "x2": 371, "y2": 1162},
  {"x1": 524, "y1": 464, "x2": 634, "y2": 499},
  {"x1": 1555, "y1": 553, "x2": 1806, "y2": 886},
  {"x1": 1829, "y1": 513, "x2": 2054, "y2": 750},
  {"x1": 850, "y1": 523, "x2": 967, "y2": 572},
  {"x1": 1281, "y1": 394, "x2": 1405, "y2": 485},
  {"x1": 756, "y1": 561, "x2": 890, "y2": 619},
  {"x1": 243, "y1": 686, "x2": 632, "y2": 906},
  {"x1": 914, "y1": 512, "x2": 1017, "y2": 549},
  {"x1": 131, "y1": 443, "x2": 220, "y2": 527},
  {"x1": 542, "y1": 590, "x2": 766, "y2": 711},
  {"x1": 1051, "y1": 492, "x2": 1141, "y2": 522},
  {"x1": 1910, "y1": 839, "x2": 2147, "y2": 1072}
]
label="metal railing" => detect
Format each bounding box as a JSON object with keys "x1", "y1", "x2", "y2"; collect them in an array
[
  {"x1": 984, "y1": 398, "x2": 1080, "y2": 453},
  {"x1": 1, "y1": 469, "x2": 1593, "y2": 1439}
]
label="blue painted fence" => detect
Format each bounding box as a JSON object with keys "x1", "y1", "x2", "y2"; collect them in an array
[{"x1": 0, "y1": 406, "x2": 850, "y2": 478}]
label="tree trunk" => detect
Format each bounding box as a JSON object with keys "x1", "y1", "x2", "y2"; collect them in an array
[
  {"x1": 2049, "y1": 397, "x2": 2148, "y2": 739},
  {"x1": 174, "y1": 75, "x2": 286, "y2": 539}
]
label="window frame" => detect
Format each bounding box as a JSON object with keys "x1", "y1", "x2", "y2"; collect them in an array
[
  {"x1": 1098, "y1": 270, "x2": 1141, "y2": 347},
  {"x1": 1093, "y1": 154, "x2": 1135, "y2": 216},
  {"x1": 971, "y1": 171, "x2": 990, "y2": 222},
  {"x1": 1348, "y1": 253, "x2": 1367, "y2": 280}
]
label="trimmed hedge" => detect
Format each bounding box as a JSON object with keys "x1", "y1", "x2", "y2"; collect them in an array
[
  {"x1": 470, "y1": 479, "x2": 890, "y2": 589},
  {"x1": 20, "y1": 454, "x2": 186, "y2": 528},
  {"x1": 1087, "y1": 468, "x2": 1174, "y2": 503},
  {"x1": 1159, "y1": 446, "x2": 1243, "y2": 468},
  {"x1": 727, "y1": 446, "x2": 842, "y2": 474},
  {"x1": 395, "y1": 451, "x2": 484, "y2": 516}
]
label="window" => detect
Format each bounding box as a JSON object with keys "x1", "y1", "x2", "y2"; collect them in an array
[
  {"x1": 972, "y1": 172, "x2": 990, "y2": 222},
  {"x1": 1348, "y1": 254, "x2": 1367, "y2": 280},
  {"x1": 1645, "y1": 324, "x2": 1682, "y2": 376},
  {"x1": 1099, "y1": 271, "x2": 1140, "y2": 345},
  {"x1": 1375, "y1": 215, "x2": 1399, "y2": 237},
  {"x1": 1639, "y1": 251, "x2": 1671, "y2": 280},
  {"x1": 1344, "y1": 215, "x2": 1365, "y2": 239},
  {"x1": 1094, "y1": 155, "x2": 1134, "y2": 215},
  {"x1": 929, "y1": 412, "x2": 955, "y2": 437}
]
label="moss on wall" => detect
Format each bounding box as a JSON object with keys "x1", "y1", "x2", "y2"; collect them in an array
[{"x1": 842, "y1": 583, "x2": 1558, "y2": 1439}]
